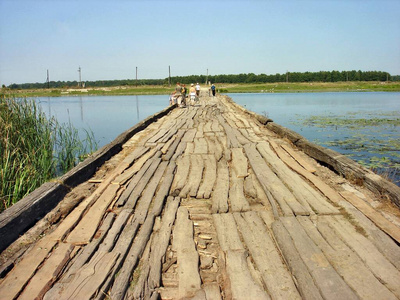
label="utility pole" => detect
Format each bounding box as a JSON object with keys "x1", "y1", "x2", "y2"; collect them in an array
[
  {"x1": 206, "y1": 69, "x2": 208, "y2": 85},
  {"x1": 136, "y1": 67, "x2": 138, "y2": 87},
  {"x1": 78, "y1": 66, "x2": 82, "y2": 87},
  {"x1": 46, "y1": 69, "x2": 50, "y2": 89},
  {"x1": 168, "y1": 65, "x2": 171, "y2": 87},
  {"x1": 286, "y1": 70, "x2": 289, "y2": 83}
]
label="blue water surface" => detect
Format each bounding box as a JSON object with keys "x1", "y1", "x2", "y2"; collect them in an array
[
  {"x1": 36, "y1": 95, "x2": 170, "y2": 148},
  {"x1": 228, "y1": 92, "x2": 400, "y2": 185}
]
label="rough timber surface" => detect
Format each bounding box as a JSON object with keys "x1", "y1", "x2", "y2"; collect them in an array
[{"x1": 1, "y1": 90, "x2": 400, "y2": 300}]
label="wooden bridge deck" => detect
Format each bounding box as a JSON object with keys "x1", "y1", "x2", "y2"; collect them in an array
[{"x1": 1, "y1": 91, "x2": 400, "y2": 299}]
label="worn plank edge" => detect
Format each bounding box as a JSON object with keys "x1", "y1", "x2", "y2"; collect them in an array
[{"x1": 0, "y1": 104, "x2": 177, "y2": 253}]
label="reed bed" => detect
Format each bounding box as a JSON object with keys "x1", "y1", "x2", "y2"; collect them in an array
[{"x1": 0, "y1": 95, "x2": 97, "y2": 212}]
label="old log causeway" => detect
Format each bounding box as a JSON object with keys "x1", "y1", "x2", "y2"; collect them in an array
[{"x1": 1, "y1": 89, "x2": 400, "y2": 299}]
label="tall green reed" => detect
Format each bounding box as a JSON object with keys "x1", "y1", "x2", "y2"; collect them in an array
[{"x1": 0, "y1": 95, "x2": 97, "y2": 212}]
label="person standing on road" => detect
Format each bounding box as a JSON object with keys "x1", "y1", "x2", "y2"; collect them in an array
[
  {"x1": 181, "y1": 84, "x2": 187, "y2": 106},
  {"x1": 211, "y1": 84, "x2": 216, "y2": 97},
  {"x1": 189, "y1": 83, "x2": 196, "y2": 105},
  {"x1": 175, "y1": 82, "x2": 183, "y2": 107},
  {"x1": 195, "y1": 82, "x2": 200, "y2": 97}
]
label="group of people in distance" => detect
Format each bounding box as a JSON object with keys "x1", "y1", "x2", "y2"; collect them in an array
[{"x1": 169, "y1": 82, "x2": 216, "y2": 107}]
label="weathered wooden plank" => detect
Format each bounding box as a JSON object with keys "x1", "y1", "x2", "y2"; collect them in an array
[
  {"x1": 231, "y1": 148, "x2": 248, "y2": 178},
  {"x1": 146, "y1": 128, "x2": 168, "y2": 144},
  {"x1": 203, "y1": 120, "x2": 212, "y2": 132},
  {"x1": 124, "y1": 157, "x2": 162, "y2": 210},
  {"x1": 160, "y1": 119, "x2": 186, "y2": 143},
  {"x1": 194, "y1": 137, "x2": 208, "y2": 154},
  {"x1": 171, "y1": 155, "x2": 190, "y2": 196},
  {"x1": 179, "y1": 155, "x2": 204, "y2": 198},
  {"x1": 162, "y1": 129, "x2": 186, "y2": 161},
  {"x1": 0, "y1": 103, "x2": 175, "y2": 252},
  {"x1": 2, "y1": 181, "x2": 121, "y2": 299},
  {"x1": 56, "y1": 251, "x2": 120, "y2": 300},
  {"x1": 217, "y1": 115, "x2": 241, "y2": 148},
  {"x1": 66, "y1": 184, "x2": 120, "y2": 245},
  {"x1": 234, "y1": 212, "x2": 301, "y2": 300},
  {"x1": 151, "y1": 162, "x2": 176, "y2": 216},
  {"x1": 340, "y1": 190, "x2": 400, "y2": 243},
  {"x1": 97, "y1": 210, "x2": 130, "y2": 252},
  {"x1": 244, "y1": 144, "x2": 300, "y2": 216},
  {"x1": 197, "y1": 155, "x2": 217, "y2": 199},
  {"x1": 213, "y1": 213, "x2": 244, "y2": 251},
  {"x1": 207, "y1": 134, "x2": 223, "y2": 161},
  {"x1": 232, "y1": 127, "x2": 251, "y2": 145},
  {"x1": 133, "y1": 161, "x2": 168, "y2": 224},
  {"x1": 18, "y1": 243, "x2": 74, "y2": 300},
  {"x1": 196, "y1": 122, "x2": 204, "y2": 138},
  {"x1": 244, "y1": 173, "x2": 258, "y2": 199},
  {"x1": 110, "y1": 215, "x2": 155, "y2": 300},
  {"x1": 129, "y1": 234, "x2": 153, "y2": 300},
  {"x1": 281, "y1": 143, "x2": 317, "y2": 173},
  {"x1": 337, "y1": 200, "x2": 400, "y2": 269},
  {"x1": 182, "y1": 128, "x2": 196, "y2": 142},
  {"x1": 0, "y1": 238, "x2": 59, "y2": 299},
  {"x1": 266, "y1": 121, "x2": 400, "y2": 208},
  {"x1": 211, "y1": 160, "x2": 229, "y2": 214},
  {"x1": 328, "y1": 215, "x2": 400, "y2": 298},
  {"x1": 257, "y1": 141, "x2": 338, "y2": 215},
  {"x1": 43, "y1": 214, "x2": 115, "y2": 300},
  {"x1": 299, "y1": 216, "x2": 397, "y2": 300},
  {"x1": 173, "y1": 207, "x2": 202, "y2": 299},
  {"x1": 269, "y1": 139, "x2": 344, "y2": 204},
  {"x1": 47, "y1": 212, "x2": 116, "y2": 296},
  {"x1": 111, "y1": 146, "x2": 151, "y2": 185},
  {"x1": 95, "y1": 216, "x2": 140, "y2": 297},
  {"x1": 280, "y1": 216, "x2": 358, "y2": 300},
  {"x1": 161, "y1": 135, "x2": 176, "y2": 154},
  {"x1": 271, "y1": 220, "x2": 323, "y2": 300},
  {"x1": 225, "y1": 250, "x2": 270, "y2": 300},
  {"x1": 211, "y1": 119, "x2": 222, "y2": 132},
  {"x1": 0, "y1": 182, "x2": 69, "y2": 253},
  {"x1": 146, "y1": 197, "x2": 181, "y2": 299},
  {"x1": 115, "y1": 156, "x2": 155, "y2": 206},
  {"x1": 229, "y1": 167, "x2": 250, "y2": 212}
]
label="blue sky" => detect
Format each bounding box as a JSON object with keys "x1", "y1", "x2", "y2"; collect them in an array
[{"x1": 0, "y1": 0, "x2": 399, "y2": 85}]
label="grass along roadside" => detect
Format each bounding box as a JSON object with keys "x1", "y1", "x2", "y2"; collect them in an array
[
  {"x1": 2, "y1": 81, "x2": 400, "y2": 97},
  {"x1": 218, "y1": 81, "x2": 400, "y2": 93},
  {"x1": 0, "y1": 96, "x2": 97, "y2": 212}
]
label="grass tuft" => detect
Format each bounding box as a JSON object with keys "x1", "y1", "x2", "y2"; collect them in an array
[{"x1": 0, "y1": 95, "x2": 97, "y2": 211}]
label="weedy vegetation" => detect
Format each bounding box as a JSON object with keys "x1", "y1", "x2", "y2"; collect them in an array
[
  {"x1": 0, "y1": 95, "x2": 97, "y2": 212},
  {"x1": 294, "y1": 111, "x2": 400, "y2": 185}
]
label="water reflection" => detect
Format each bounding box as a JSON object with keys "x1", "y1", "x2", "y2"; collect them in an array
[
  {"x1": 36, "y1": 95, "x2": 168, "y2": 148},
  {"x1": 80, "y1": 96, "x2": 84, "y2": 121}
]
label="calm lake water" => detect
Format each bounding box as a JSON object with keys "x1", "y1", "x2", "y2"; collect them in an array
[
  {"x1": 36, "y1": 95, "x2": 169, "y2": 148},
  {"x1": 229, "y1": 92, "x2": 400, "y2": 185},
  {"x1": 36, "y1": 92, "x2": 400, "y2": 185}
]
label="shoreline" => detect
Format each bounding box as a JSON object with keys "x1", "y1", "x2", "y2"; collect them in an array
[{"x1": 2, "y1": 81, "x2": 400, "y2": 97}]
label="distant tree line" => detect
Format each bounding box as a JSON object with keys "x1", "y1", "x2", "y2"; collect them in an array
[
  {"x1": 7, "y1": 78, "x2": 164, "y2": 90},
  {"x1": 6, "y1": 70, "x2": 395, "y2": 90},
  {"x1": 170, "y1": 70, "x2": 392, "y2": 85}
]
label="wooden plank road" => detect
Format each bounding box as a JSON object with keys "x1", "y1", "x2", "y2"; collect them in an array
[{"x1": 1, "y1": 89, "x2": 400, "y2": 299}]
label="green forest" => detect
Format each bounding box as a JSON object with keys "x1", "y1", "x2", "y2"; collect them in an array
[{"x1": 6, "y1": 70, "x2": 395, "y2": 90}]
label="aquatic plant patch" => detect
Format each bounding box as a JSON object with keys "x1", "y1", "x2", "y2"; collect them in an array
[{"x1": 293, "y1": 111, "x2": 400, "y2": 185}]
